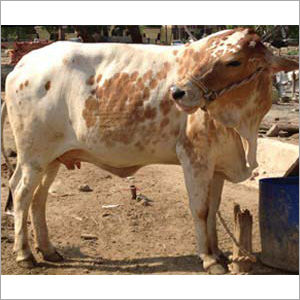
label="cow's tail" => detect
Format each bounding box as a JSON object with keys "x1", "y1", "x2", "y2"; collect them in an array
[
  {"x1": 1, "y1": 100, "x2": 15, "y2": 215},
  {"x1": 1, "y1": 101, "x2": 14, "y2": 176}
]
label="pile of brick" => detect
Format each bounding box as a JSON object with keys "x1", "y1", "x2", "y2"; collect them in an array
[{"x1": 9, "y1": 41, "x2": 52, "y2": 65}]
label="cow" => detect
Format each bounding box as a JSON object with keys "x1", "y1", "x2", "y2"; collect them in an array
[{"x1": 2, "y1": 28, "x2": 298, "y2": 274}]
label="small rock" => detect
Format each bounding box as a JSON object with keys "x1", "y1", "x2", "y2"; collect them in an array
[
  {"x1": 104, "y1": 175, "x2": 112, "y2": 179},
  {"x1": 274, "y1": 117, "x2": 280, "y2": 121},
  {"x1": 266, "y1": 124, "x2": 279, "y2": 137},
  {"x1": 102, "y1": 213, "x2": 110, "y2": 217},
  {"x1": 79, "y1": 184, "x2": 93, "y2": 192},
  {"x1": 7, "y1": 148, "x2": 17, "y2": 158},
  {"x1": 278, "y1": 130, "x2": 290, "y2": 137},
  {"x1": 126, "y1": 176, "x2": 135, "y2": 180},
  {"x1": 281, "y1": 96, "x2": 290, "y2": 103}
]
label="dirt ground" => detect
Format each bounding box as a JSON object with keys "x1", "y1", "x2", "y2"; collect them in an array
[{"x1": 1, "y1": 113, "x2": 292, "y2": 275}]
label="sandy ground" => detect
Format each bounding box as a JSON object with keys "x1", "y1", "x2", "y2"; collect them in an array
[{"x1": 1, "y1": 115, "x2": 292, "y2": 275}]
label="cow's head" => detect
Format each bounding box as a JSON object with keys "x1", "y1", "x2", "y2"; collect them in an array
[{"x1": 171, "y1": 28, "x2": 298, "y2": 171}]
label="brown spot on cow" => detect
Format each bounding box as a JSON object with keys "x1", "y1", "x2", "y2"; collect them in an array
[
  {"x1": 142, "y1": 87, "x2": 150, "y2": 100},
  {"x1": 86, "y1": 75, "x2": 95, "y2": 85},
  {"x1": 149, "y1": 78, "x2": 158, "y2": 89},
  {"x1": 24, "y1": 80, "x2": 29, "y2": 87},
  {"x1": 160, "y1": 117, "x2": 169, "y2": 128},
  {"x1": 130, "y1": 71, "x2": 139, "y2": 81},
  {"x1": 159, "y1": 93, "x2": 173, "y2": 116},
  {"x1": 136, "y1": 77, "x2": 144, "y2": 90},
  {"x1": 45, "y1": 81, "x2": 51, "y2": 91},
  {"x1": 19, "y1": 83, "x2": 23, "y2": 90},
  {"x1": 96, "y1": 74, "x2": 102, "y2": 83},
  {"x1": 144, "y1": 105, "x2": 157, "y2": 119},
  {"x1": 172, "y1": 126, "x2": 180, "y2": 136},
  {"x1": 142, "y1": 70, "x2": 152, "y2": 82},
  {"x1": 173, "y1": 50, "x2": 178, "y2": 56},
  {"x1": 95, "y1": 86, "x2": 103, "y2": 99},
  {"x1": 82, "y1": 96, "x2": 99, "y2": 128}
]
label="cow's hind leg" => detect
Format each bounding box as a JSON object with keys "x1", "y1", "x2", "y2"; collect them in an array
[
  {"x1": 177, "y1": 145, "x2": 226, "y2": 275},
  {"x1": 12, "y1": 163, "x2": 44, "y2": 268},
  {"x1": 207, "y1": 173, "x2": 224, "y2": 258},
  {"x1": 6, "y1": 164, "x2": 22, "y2": 215},
  {"x1": 30, "y1": 160, "x2": 63, "y2": 262}
]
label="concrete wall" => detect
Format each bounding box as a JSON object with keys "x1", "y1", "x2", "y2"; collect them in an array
[{"x1": 242, "y1": 138, "x2": 299, "y2": 189}]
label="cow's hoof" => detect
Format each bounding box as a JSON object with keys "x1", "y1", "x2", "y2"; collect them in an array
[
  {"x1": 43, "y1": 250, "x2": 64, "y2": 262},
  {"x1": 17, "y1": 255, "x2": 37, "y2": 269},
  {"x1": 207, "y1": 263, "x2": 227, "y2": 275}
]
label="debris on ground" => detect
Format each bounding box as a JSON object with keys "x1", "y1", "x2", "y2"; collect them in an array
[
  {"x1": 70, "y1": 215, "x2": 83, "y2": 222},
  {"x1": 81, "y1": 233, "x2": 98, "y2": 240},
  {"x1": 278, "y1": 130, "x2": 290, "y2": 137},
  {"x1": 79, "y1": 184, "x2": 93, "y2": 192},
  {"x1": 136, "y1": 194, "x2": 153, "y2": 206},
  {"x1": 102, "y1": 213, "x2": 111, "y2": 217},
  {"x1": 266, "y1": 124, "x2": 279, "y2": 137},
  {"x1": 102, "y1": 204, "x2": 121, "y2": 209}
]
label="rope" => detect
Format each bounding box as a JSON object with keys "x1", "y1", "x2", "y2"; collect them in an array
[
  {"x1": 187, "y1": 67, "x2": 265, "y2": 104},
  {"x1": 216, "y1": 210, "x2": 257, "y2": 263}
]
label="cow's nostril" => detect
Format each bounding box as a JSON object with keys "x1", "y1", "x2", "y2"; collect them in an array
[{"x1": 171, "y1": 88, "x2": 186, "y2": 100}]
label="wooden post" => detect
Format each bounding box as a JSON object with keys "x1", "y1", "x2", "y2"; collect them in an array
[
  {"x1": 229, "y1": 203, "x2": 254, "y2": 274},
  {"x1": 292, "y1": 71, "x2": 296, "y2": 100}
]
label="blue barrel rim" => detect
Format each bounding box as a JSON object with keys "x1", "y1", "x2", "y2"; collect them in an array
[{"x1": 259, "y1": 176, "x2": 299, "y2": 185}]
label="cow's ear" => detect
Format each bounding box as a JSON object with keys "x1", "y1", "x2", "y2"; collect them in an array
[{"x1": 269, "y1": 55, "x2": 299, "y2": 73}]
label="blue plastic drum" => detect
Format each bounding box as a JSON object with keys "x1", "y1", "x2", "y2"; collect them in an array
[{"x1": 259, "y1": 177, "x2": 299, "y2": 272}]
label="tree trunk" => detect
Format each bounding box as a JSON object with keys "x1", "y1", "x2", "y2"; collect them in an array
[
  {"x1": 58, "y1": 26, "x2": 65, "y2": 41},
  {"x1": 73, "y1": 26, "x2": 94, "y2": 43},
  {"x1": 127, "y1": 26, "x2": 143, "y2": 43}
]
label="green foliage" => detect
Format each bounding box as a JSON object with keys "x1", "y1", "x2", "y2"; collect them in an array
[
  {"x1": 287, "y1": 49, "x2": 299, "y2": 55},
  {"x1": 1, "y1": 25, "x2": 36, "y2": 40}
]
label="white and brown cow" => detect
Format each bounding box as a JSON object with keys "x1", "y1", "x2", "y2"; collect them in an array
[{"x1": 2, "y1": 28, "x2": 298, "y2": 274}]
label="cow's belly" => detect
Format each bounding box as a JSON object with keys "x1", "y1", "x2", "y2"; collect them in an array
[{"x1": 78, "y1": 125, "x2": 181, "y2": 167}]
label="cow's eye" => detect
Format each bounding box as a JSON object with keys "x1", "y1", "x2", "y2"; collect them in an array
[{"x1": 226, "y1": 60, "x2": 241, "y2": 67}]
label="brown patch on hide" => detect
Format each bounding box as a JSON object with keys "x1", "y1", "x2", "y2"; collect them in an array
[
  {"x1": 86, "y1": 75, "x2": 95, "y2": 85},
  {"x1": 45, "y1": 81, "x2": 51, "y2": 91},
  {"x1": 143, "y1": 70, "x2": 152, "y2": 82},
  {"x1": 160, "y1": 117, "x2": 169, "y2": 128},
  {"x1": 159, "y1": 93, "x2": 173, "y2": 116},
  {"x1": 144, "y1": 105, "x2": 157, "y2": 120},
  {"x1": 96, "y1": 74, "x2": 102, "y2": 83},
  {"x1": 82, "y1": 96, "x2": 99, "y2": 128},
  {"x1": 149, "y1": 78, "x2": 158, "y2": 89}
]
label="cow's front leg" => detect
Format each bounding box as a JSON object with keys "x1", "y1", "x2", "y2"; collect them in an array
[
  {"x1": 177, "y1": 145, "x2": 226, "y2": 274},
  {"x1": 207, "y1": 172, "x2": 225, "y2": 258}
]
